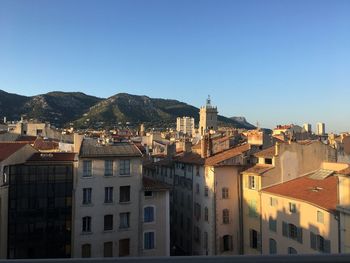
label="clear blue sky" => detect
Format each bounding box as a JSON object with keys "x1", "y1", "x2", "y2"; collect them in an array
[{"x1": 0, "y1": 0, "x2": 349, "y2": 132}]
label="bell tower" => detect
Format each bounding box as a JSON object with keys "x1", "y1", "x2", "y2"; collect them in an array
[{"x1": 199, "y1": 95, "x2": 218, "y2": 136}]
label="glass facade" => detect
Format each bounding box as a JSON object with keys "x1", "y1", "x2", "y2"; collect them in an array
[{"x1": 8, "y1": 164, "x2": 73, "y2": 259}]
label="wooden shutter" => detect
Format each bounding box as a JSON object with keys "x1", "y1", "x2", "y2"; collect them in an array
[
  {"x1": 257, "y1": 232, "x2": 262, "y2": 252},
  {"x1": 282, "y1": 221, "x2": 288, "y2": 237},
  {"x1": 310, "y1": 232, "x2": 317, "y2": 250},
  {"x1": 324, "y1": 239, "x2": 331, "y2": 253},
  {"x1": 297, "y1": 227, "x2": 303, "y2": 244}
]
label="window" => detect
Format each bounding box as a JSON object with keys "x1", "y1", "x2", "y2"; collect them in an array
[
  {"x1": 282, "y1": 221, "x2": 303, "y2": 243},
  {"x1": 120, "y1": 186, "x2": 130, "y2": 203},
  {"x1": 223, "y1": 209, "x2": 229, "y2": 224},
  {"x1": 104, "y1": 242, "x2": 113, "y2": 257},
  {"x1": 83, "y1": 188, "x2": 92, "y2": 205},
  {"x1": 119, "y1": 239, "x2": 130, "y2": 257},
  {"x1": 317, "y1": 211, "x2": 324, "y2": 224},
  {"x1": 269, "y1": 239, "x2": 277, "y2": 254},
  {"x1": 83, "y1": 160, "x2": 92, "y2": 177},
  {"x1": 120, "y1": 160, "x2": 130, "y2": 175},
  {"x1": 144, "y1": 191, "x2": 152, "y2": 197},
  {"x1": 204, "y1": 207, "x2": 209, "y2": 222},
  {"x1": 288, "y1": 247, "x2": 297, "y2": 254},
  {"x1": 223, "y1": 235, "x2": 232, "y2": 251},
  {"x1": 82, "y1": 216, "x2": 91, "y2": 232},
  {"x1": 119, "y1": 212, "x2": 130, "y2": 229},
  {"x1": 270, "y1": 197, "x2": 278, "y2": 207},
  {"x1": 310, "y1": 232, "x2": 331, "y2": 253},
  {"x1": 144, "y1": 232, "x2": 155, "y2": 249},
  {"x1": 81, "y1": 244, "x2": 91, "y2": 258},
  {"x1": 104, "y1": 160, "x2": 113, "y2": 176},
  {"x1": 204, "y1": 186, "x2": 209, "y2": 197},
  {"x1": 196, "y1": 183, "x2": 200, "y2": 194},
  {"x1": 194, "y1": 226, "x2": 201, "y2": 243},
  {"x1": 249, "y1": 229, "x2": 260, "y2": 250},
  {"x1": 248, "y1": 176, "x2": 256, "y2": 189},
  {"x1": 104, "y1": 187, "x2": 113, "y2": 203},
  {"x1": 265, "y1": 158, "x2": 273, "y2": 165},
  {"x1": 222, "y1": 187, "x2": 229, "y2": 199},
  {"x1": 289, "y1": 202, "x2": 297, "y2": 213},
  {"x1": 104, "y1": 215, "x2": 113, "y2": 231},
  {"x1": 248, "y1": 199, "x2": 258, "y2": 218},
  {"x1": 204, "y1": 232, "x2": 208, "y2": 251},
  {"x1": 194, "y1": 203, "x2": 201, "y2": 220},
  {"x1": 144, "y1": 206, "x2": 154, "y2": 223},
  {"x1": 3, "y1": 166, "x2": 8, "y2": 184},
  {"x1": 269, "y1": 217, "x2": 277, "y2": 232}
]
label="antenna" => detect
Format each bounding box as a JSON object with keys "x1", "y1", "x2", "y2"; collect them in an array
[{"x1": 256, "y1": 121, "x2": 260, "y2": 129}]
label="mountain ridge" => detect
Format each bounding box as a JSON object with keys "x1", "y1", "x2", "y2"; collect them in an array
[{"x1": 0, "y1": 89, "x2": 255, "y2": 129}]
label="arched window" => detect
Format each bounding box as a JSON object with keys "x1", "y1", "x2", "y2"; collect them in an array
[
  {"x1": 288, "y1": 247, "x2": 297, "y2": 254},
  {"x1": 269, "y1": 238, "x2": 277, "y2": 254},
  {"x1": 81, "y1": 244, "x2": 91, "y2": 258}
]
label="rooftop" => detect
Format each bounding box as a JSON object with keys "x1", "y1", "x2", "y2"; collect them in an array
[
  {"x1": 27, "y1": 152, "x2": 77, "y2": 162},
  {"x1": 243, "y1": 164, "x2": 275, "y2": 175},
  {"x1": 205, "y1": 143, "x2": 250, "y2": 166},
  {"x1": 80, "y1": 139, "x2": 142, "y2": 158},
  {"x1": 254, "y1": 146, "x2": 275, "y2": 158},
  {"x1": 0, "y1": 142, "x2": 27, "y2": 162},
  {"x1": 262, "y1": 174, "x2": 337, "y2": 212},
  {"x1": 143, "y1": 177, "x2": 171, "y2": 191},
  {"x1": 174, "y1": 152, "x2": 204, "y2": 165}
]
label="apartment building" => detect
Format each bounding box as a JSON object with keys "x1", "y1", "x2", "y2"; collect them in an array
[
  {"x1": 241, "y1": 141, "x2": 337, "y2": 255},
  {"x1": 73, "y1": 138, "x2": 169, "y2": 258},
  {"x1": 176, "y1": 117, "x2": 195, "y2": 137},
  {"x1": 337, "y1": 166, "x2": 350, "y2": 253},
  {"x1": 260, "y1": 163, "x2": 346, "y2": 255}
]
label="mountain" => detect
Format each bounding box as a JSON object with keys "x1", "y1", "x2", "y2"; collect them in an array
[
  {"x1": 0, "y1": 89, "x2": 254, "y2": 129},
  {"x1": 74, "y1": 93, "x2": 254, "y2": 129},
  {"x1": 230, "y1": 117, "x2": 256, "y2": 129},
  {"x1": 0, "y1": 90, "x2": 102, "y2": 126}
]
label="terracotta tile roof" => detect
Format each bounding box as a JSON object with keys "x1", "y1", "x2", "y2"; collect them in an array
[
  {"x1": 262, "y1": 175, "x2": 338, "y2": 212},
  {"x1": 143, "y1": 177, "x2": 171, "y2": 191},
  {"x1": 254, "y1": 146, "x2": 275, "y2": 158},
  {"x1": 212, "y1": 136, "x2": 232, "y2": 143},
  {"x1": 33, "y1": 138, "x2": 59, "y2": 151},
  {"x1": 0, "y1": 142, "x2": 27, "y2": 161},
  {"x1": 192, "y1": 143, "x2": 201, "y2": 150},
  {"x1": 154, "y1": 158, "x2": 174, "y2": 168},
  {"x1": 27, "y1": 152, "x2": 77, "y2": 162},
  {"x1": 243, "y1": 164, "x2": 274, "y2": 175},
  {"x1": 205, "y1": 144, "x2": 250, "y2": 166},
  {"x1": 338, "y1": 167, "x2": 350, "y2": 176},
  {"x1": 16, "y1": 136, "x2": 37, "y2": 143},
  {"x1": 80, "y1": 139, "x2": 142, "y2": 158},
  {"x1": 174, "y1": 152, "x2": 204, "y2": 165}
]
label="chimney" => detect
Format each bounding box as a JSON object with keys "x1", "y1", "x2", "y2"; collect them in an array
[
  {"x1": 183, "y1": 140, "x2": 192, "y2": 153},
  {"x1": 201, "y1": 136, "x2": 207, "y2": 158},
  {"x1": 74, "y1": 133, "x2": 84, "y2": 153},
  {"x1": 3, "y1": 117, "x2": 6, "y2": 124},
  {"x1": 207, "y1": 133, "x2": 213, "y2": 157},
  {"x1": 275, "y1": 142, "x2": 279, "y2": 156}
]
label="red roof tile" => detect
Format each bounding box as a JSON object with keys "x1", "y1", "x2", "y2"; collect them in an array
[
  {"x1": 254, "y1": 146, "x2": 275, "y2": 158},
  {"x1": 205, "y1": 144, "x2": 250, "y2": 166},
  {"x1": 33, "y1": 138, "x2": 59, "y2": 151},
  {"x1": 263, "y1": 175, "x2": 338, "y2": 212},
  {"x1": 243, "y1": 164, "x2": 274, "y2": 175},
  {"x1": 0, "y1": 143, "x2": 27, "y2": 162},
  {"x1": 143, "y1": 177, "x2": 171, "y2": 191},
  {"x1": 174, "y1": 152, "x2": 204, "y2": 165}
]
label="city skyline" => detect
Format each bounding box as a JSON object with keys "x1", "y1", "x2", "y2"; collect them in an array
[{"x1": 1, "y1": 0, "x2": 349, "y2": 132}]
